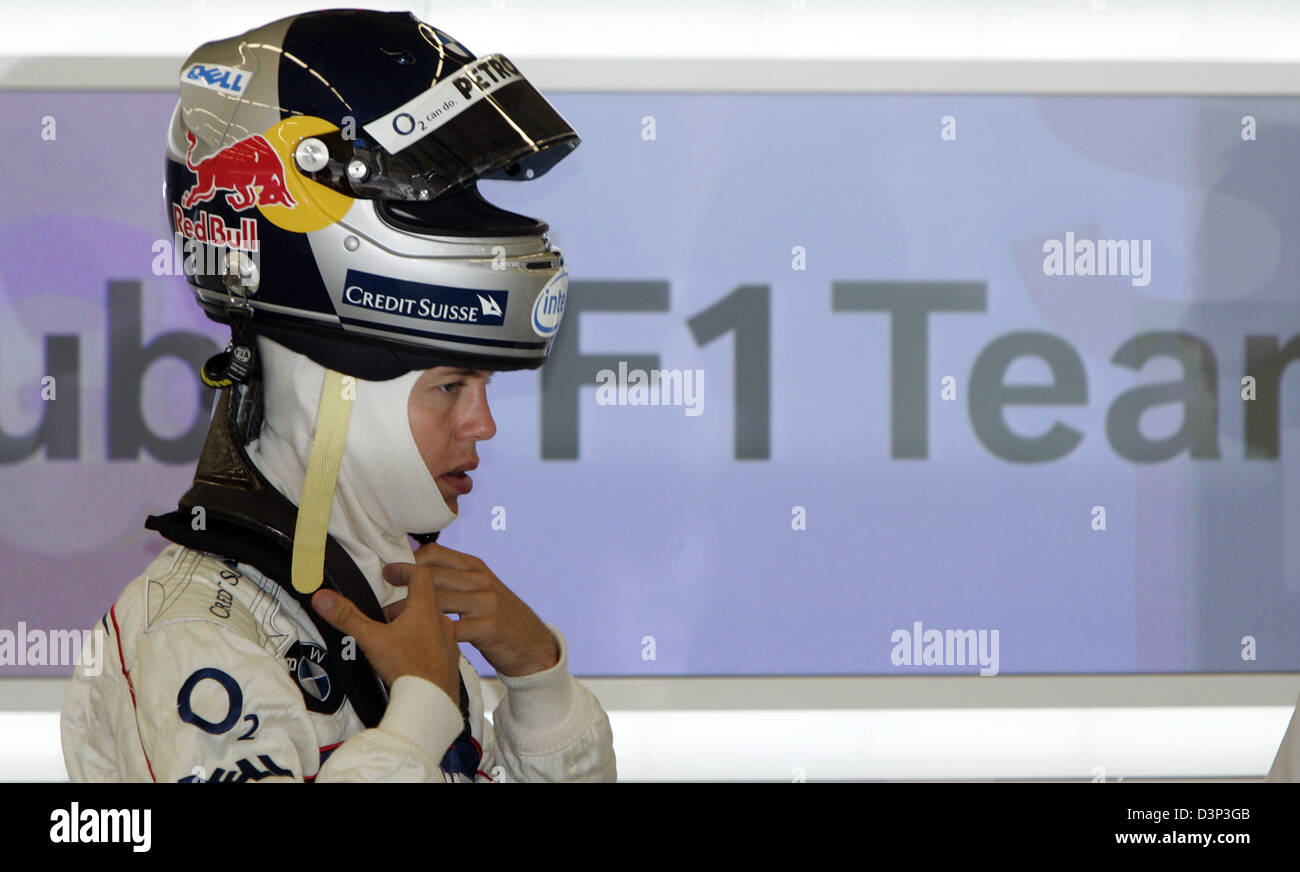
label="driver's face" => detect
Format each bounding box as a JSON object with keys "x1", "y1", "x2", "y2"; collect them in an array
[{"x1": 407, "y1": 367, "x2": 495, "y2": 515}]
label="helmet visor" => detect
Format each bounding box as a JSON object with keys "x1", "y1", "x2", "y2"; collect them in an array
[{"x1": 301, "y1": 54, "x2": 579, "y2": 202}]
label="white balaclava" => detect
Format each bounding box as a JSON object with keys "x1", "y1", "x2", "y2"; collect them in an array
[{"x1": 245, "y1": 335, "x2": 459, "y2": 608}]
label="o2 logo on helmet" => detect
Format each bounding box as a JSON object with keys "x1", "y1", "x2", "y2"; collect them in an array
[
  {"x1": 531, "y1": 269, "x2": 568, "y2": 338},
  {"x1": 181, "y1": 63, "x2": 252, "y2": 96}
]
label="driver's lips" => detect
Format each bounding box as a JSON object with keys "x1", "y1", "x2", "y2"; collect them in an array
[{"x1": 439, "y1": 467, "x2": 475, "y2": 493}]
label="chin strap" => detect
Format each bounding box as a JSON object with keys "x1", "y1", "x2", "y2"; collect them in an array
[
  {"x1": 201, "y1": 256, "x2": 260, "y2": 390},
  {"x1": 292, "y1": 369, "x2": 354, "y2": 595}
]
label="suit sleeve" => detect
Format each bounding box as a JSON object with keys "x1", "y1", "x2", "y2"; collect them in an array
[
  {"x1": 132, "y1": 620, "x2": 466, "y2": 783},
  {"x1": 479, "y1": 623, "x2": 617, "y2": 782}
]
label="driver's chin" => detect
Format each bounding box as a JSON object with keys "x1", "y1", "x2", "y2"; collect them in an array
[{"x1": 436, "y1": 479, "x2": 459, "y2": 515}]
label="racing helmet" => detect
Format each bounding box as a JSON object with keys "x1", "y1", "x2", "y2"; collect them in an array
[{"x1": 164, "y1": 8, "x2": 577, "y2": 382}]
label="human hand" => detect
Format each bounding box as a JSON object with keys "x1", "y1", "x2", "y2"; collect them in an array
[
  {"x1": 311, "y1": 576, "x2": 461, "y2": 703},
  {"x1": 383, "y1": 542, "x2": 559, "y2": 678}
]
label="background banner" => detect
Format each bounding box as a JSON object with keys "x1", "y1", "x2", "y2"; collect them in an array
[{"x1": 1, "y1": 91, "x2": 1297, "y2": 677}]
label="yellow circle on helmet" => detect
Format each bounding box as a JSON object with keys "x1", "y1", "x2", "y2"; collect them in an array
[{"x1": 259, "y1": 116, "x2": 355, "y2": 233}]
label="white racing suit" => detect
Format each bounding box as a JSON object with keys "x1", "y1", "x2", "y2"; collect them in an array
[{"x1": 60, "y1": 541, "x2": 618, "y2": 783}]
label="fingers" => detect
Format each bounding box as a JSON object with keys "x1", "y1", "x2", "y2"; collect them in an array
[
  {"x1": 381, "y1": 562, "x2": 415, "y2": 589},
  {"x1": 432, "y1": 589, "x2": 476, "y2": 619},
  {"x1": 382, "y1": 563, "x2": 458, "y2": 616},
  {"x1": 449, "y1": 615, "x2": 487, "y2": 645},
  {"x1": 412, "y1": 541, "x2": 481, "y2": 571},
  {"x1": 384, "y1": 561, "x2": 479, "y2": 593},
  {"x1": 312, "y1": 589, "x2": 380, "y2": 643}
]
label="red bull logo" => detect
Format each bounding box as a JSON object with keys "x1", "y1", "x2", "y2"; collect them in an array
[
  {"x1": 169, "y1": 207, "x2": 259, "y2": 252},
  {"x1": 181, "y1": 130, "x2": 297, "y2": 212}
]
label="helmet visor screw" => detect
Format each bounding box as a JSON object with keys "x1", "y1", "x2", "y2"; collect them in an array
[{"x1": 295, "y1": 138, "x2": 330, "y2": 173}]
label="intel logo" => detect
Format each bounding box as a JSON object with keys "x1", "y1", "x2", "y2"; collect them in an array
[{"x1": 531, "y1": 269, "x2": 568, "y2": 338}]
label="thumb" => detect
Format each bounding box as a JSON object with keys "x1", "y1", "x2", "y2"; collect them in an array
[{"x1": 312, "y1": 589, "x2": 376, "y2": 642}]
